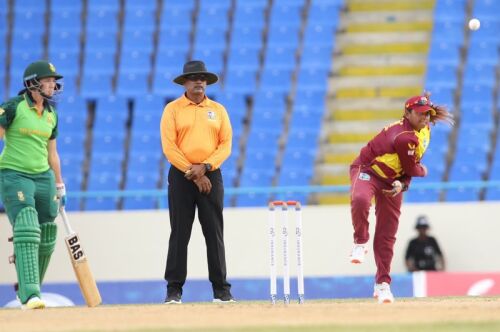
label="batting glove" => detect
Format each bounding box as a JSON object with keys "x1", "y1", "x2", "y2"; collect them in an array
[{"x1": 56, "y1": 183, "x2": 67, "y2": 208}]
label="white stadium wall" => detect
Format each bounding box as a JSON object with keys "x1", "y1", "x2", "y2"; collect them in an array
[{"x1": 1, "y1": 201, "x2": 499, "y2": 284}]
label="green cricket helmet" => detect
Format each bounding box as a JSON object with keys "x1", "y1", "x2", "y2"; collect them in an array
[{"x1": 23, "y1": 60, "x2": 63, "y2": 84}]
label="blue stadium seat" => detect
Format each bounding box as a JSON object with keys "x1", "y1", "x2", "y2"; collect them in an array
[
  {"x1": 289, "y1": 107, "x2": 323, "y2": 131},
  {"x1": 93, "y1": 96, "x2": 128, "y2": 133},
  {"x1": 434, "y1": 0, "x2": 467, "y2": 17},
  {"x1": 259, "y1": 68, "x2": 293, "y2": 92},
  {"x1": 269, "y1": 3, "x2": 303, "y2": 28},
  {"x1": 404, "y1": 187, "x2": 442, "y2": 203},
  {"x1": 235, "y1": 191, "x2": 271, "y2": 207},
  {"x1": 132, "y1": 110, "x2": 162, "y2": 133},
  {"x1": 123, "y1": 6, "x2": 156, "y2": 30},
  {"x1": 287, "y1": 128, "x2": 319, "y2": 148},
  {"x1": 282, "y1": 147, "x2": 316, "y2": 169},
  {"x1": 116, "y1": 72, "x2": 149, "y2": 97},
  {"x1": 227, "y1": 46, "x2": 260, "y2": 71},
  {"x1": 157, "y1": 27, "x2": 191, "y2": 53},
  {"x1": 59, "y1": 145, "x2": 85, "y2": 173},
  {"x1": 194, "y1": 27, "x2": 227, "y2": 49},
  {"x1": 13, "y1": 8, "x2": 45, "y2": 32},
  {"x1": 303, "y1": 24, "x2": 336, "y2": 48},
  {"x1": 119, "y1": 50, "x2": 152, "y2": 74},
  {"x1": 431, "y1": 20, "x2": 464, "y2": 43},
  {"x1": 129, "y1": 132, "x2": 162, "y2": 154},
  {"x1": 92, "y1": 133, "x2": 126, "y2": 153},
  {"x1": 460, "y1": 102, "x2": 493, "y2": 124},
  {"x1": 121, "y1": 28, "x2": 155, "y2": 52},
  {"x1": 244, "y1": 147, "x2": 277, "y2": 170},
  {"x1": 57, "y1": 113, "x2": 87, "y2": 137},
  {"x1": 87, "y1": 0, "x2": 120, "y2": 10},
  {"x1": 86, "y1": 7, "x2": 119, "y2": 31},
  {"x1": 246, "y1": 128, "x2": 281, "y2": 151},
  {"x1": 300, "y1": 44, "x2": 333, "y2": 70},
  {"x1": 127, "y1": 151, "x2": 162, "y2": 174},
  {"x1": 191, "y1": 47, "x2": 224, "y2": 75},
  {"x1": 9, "y1": 49, "x2": 43, "y2": 83},
  {"x1": 251, "y1": 107, "x2": 285, "y2": 132},
  {"x1": 49, "y1": 8, "x2": 81, "y2": 33},
  {"x1": 264, "y1": 45, "x2": 296, "y2": 70},
  {"x1": 134, "y1": 94, "x2": 166, "y2": 114},
  {"x1": 160, "y1": 4, "x2": 193, "y2": 30},
  {"x1": 485, "y1": 187, "x2": 500, "y2": 201},
  {"x1": 468, "y1": 41, "x2": 500, "y2": 65},
  {"x1": 224, "y1": 68, "x2": 257, "y2": 93},
  {"x1": 80, "y1": 73, "x2": 113, "y2": 98},
  {"x1": 123, "y1": 173, "x2": 160, "y2": 210},
  {"x1": 85, "y1": 30, "x2": 118, "y2": 53},
  {"x1": 49, "y1": 30, "x2": 80, "y2": 56},
  {"x1": 85, "y1": 171, "x2": 121, "y2": 210},
  {"x1": 296, "y1": 67, "x2": 330, "y2": 92},
  {"x1": 278, "y1": 167, "x2": 313, "y2": 186},
  {"x1": 152, "y1": 70, "x2": 184, "y2": 97},
  {"x1": 197, "y1": 4, "x2": 230, "y2": 29},
  {"x1": 49, "y1": 50, "x2": 80, "y2": 76},
  {"x1": 445, "y1": 187, "x2": 481, "y2": 202},
  {"x1": 232, "y1": 2, "x2": 267, "y2": 29},
  {"x1": 461, "y1": 82, "x2": 494, "y2": 104},
  {"x1": 267, "y1": 25, "x2": 300, "y2": 47},
  {"x1": 463, "y1": 63, "x2": 496, "y2": 86},
  {"x1": 428, "y1": 40, "x2": 461, "y2": 65},
  {"x1": 239, "y1": 167, "x2": 275, "y2": 187},
  {"x1": 82, "y1": 50, "x2": 115, "y2": 74},
  {"x1": 426, "y1": 63, "x2": 457, "y2": 83},
  {"x1": 51, "y1": 0, "x2": 82, "y2": 11},
  {"x1": 230, "y1": 26, "x2": 264, "y2": 48},
  {"x1": 222, "y1": 167, "x2": 238, "y2": 189},
  {"x1": 90, "y1": 153, "x2": 123, "y2": 174},
  {"x1": 11, "y1": 31, "x2": 44, "y2": 54},
  {"x1": 155, "y1": 49, "x2": 188, "y2": 72},
  {"x1": 308, "y1": 1, "x2": 341, "y2": 27},
  {"x1": 57, "y1": 95, "x2": 87, "y2": 115}
]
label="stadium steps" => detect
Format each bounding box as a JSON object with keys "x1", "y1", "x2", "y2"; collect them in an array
[{"x1": 313, "y1": 0, "x2": 435, "y2": 205}]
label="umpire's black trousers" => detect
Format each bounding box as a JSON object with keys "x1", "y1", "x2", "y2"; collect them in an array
[{"x1": 164, "y1": 166, "x2": 231, "y2": 297}]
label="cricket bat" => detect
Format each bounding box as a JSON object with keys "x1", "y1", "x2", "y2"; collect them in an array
[{"x1": 59, "y1": 208, "x2": 102, "y2": 307}]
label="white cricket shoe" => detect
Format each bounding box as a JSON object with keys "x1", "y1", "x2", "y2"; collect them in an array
[
  {"x1": 373, "y1": 282, "x2": 395, "y2": 304},
  {"x1": 22, "y1": 296, "x2": 46, "y2": 310},
  {"x1": 349, "y1": 244, "x2": 367, "y2": 264}
]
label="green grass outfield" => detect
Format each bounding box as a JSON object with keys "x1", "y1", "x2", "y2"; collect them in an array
[{"x1": 1, "y1": 297, "x2": 499, "y2": 332}]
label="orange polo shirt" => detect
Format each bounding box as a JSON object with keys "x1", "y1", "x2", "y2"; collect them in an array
[{"x1": 160, "y1": 94, "x2": 232, "y2": 172}]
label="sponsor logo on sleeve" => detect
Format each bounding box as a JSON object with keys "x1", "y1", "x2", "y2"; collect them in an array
[
  {"x1": 359, "y1": 172, "x2": 371, "y2": 181},
  {"x1": 408, "y1": 143, "x2": 416, "y2": 155},
  {"x1": 0, "y1": 108, "x2": 5, "y2": 115}
]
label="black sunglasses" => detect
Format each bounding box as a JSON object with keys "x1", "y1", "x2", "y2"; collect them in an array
[{"x1": 186, "y1": 74, "x2": 207, "y2": 81}]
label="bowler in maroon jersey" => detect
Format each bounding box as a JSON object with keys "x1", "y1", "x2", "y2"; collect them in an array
[{"x1": 348, "y1": 93, "x2": 453, "y2": 303}]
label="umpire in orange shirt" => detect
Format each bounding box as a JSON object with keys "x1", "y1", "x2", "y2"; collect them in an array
[{"x1": 160, "y1": 60, "x2": 234, "y2": 304}]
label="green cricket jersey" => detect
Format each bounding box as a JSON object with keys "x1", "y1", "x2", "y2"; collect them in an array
[{"x1": 0, "y1": 93, "x2": 58, "y2": 174}]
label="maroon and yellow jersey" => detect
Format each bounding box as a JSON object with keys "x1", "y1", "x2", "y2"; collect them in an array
[{"x1": 355, "y1": 117, "x2": 429, "y2": 186}]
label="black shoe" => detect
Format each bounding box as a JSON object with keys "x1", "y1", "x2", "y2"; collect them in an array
[
  {"x1": 213, "y1": 292, "x2": 236, "y2": 303},
  {"x1": 164, "y1": 290, "x2": 182, "y2": 304}
]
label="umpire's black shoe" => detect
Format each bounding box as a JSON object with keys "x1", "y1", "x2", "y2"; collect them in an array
[
  {"x1": 213, "y1": 292, "x2": 236, "y2": 303},
  {"x1": 164, "y1": 290, "x2": 182, "y2": 304}
]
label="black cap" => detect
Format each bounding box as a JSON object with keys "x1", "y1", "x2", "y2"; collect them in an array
[
  {"x1": 173, "y1": 60, "x2": 218, "y2": 85},
  {"x1": 415, "y1": 215, "x2": 430, "y2": 229}
]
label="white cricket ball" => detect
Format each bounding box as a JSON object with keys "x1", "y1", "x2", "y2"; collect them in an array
[{"x1": 468, "y1": 18, "x2": 480, "y2": 31}]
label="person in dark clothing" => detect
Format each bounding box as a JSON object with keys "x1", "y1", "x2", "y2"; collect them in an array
[
  {"x1": 160, "y1": 60, "x2": 234, "y2": 304},
  {"x1": 405, "y1": 215, "x2": 445, "y2": 272}
]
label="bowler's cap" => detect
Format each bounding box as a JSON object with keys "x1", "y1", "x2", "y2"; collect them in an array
[
  {"x1": 405, "y1": 95, "x2": 436, "y2": 116},
  {"x1": 415, "y1": 215, "x2": 430, "y2": 229},
  {"x1": 173, "y1": 60, "x2": 218, "y2": 85}
]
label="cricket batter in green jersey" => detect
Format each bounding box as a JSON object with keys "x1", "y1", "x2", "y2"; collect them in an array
[{"x1": 0, "y1": 60, "x2": 66, "y2": 309}]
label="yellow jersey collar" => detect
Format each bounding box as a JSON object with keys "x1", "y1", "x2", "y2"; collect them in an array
[
  {"x1": 23, "y1": 92, "x2": 53, "y2": 113},
  {"x1": 181, "y1": 93, "x2": 209, "y2": 107}
]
